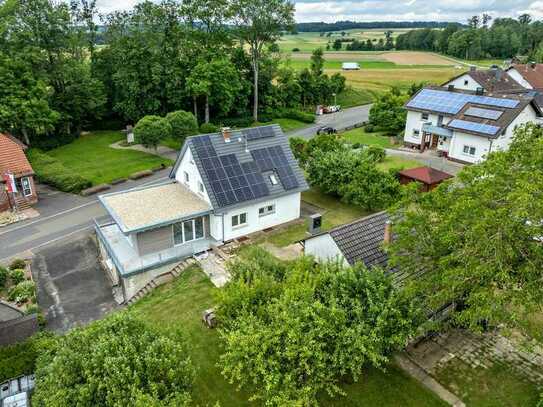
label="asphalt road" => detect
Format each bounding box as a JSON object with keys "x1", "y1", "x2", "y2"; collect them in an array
[
  {"x1": 289, "y1": 104, "x2": 371, "y2": 139},
  {"x1": 0, "y1": 105, "x2": 373, "y2": 261}
]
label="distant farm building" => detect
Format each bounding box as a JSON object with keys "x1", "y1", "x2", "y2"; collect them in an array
[{"x1": 342, "y1": 62, "x2": 360, "y2": 71}]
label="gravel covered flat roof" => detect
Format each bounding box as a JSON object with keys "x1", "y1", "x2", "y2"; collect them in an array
[{"x1": 100, "y1": 182, "x2": 212, "y2": 233}]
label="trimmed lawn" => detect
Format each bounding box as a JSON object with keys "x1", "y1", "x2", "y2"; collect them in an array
[
  {"x1": 336, "y1": 87, "x2": 374, "y2": 108},
  {"x1": 257, "y1": 187, "x2": 370, "y2": 247},
  {"x1": 435, "y1": 359, "x2": 540, "y2": 407},
  {"x1": 131, "y1": 266, "x2": 447, "y2": 407},
  {"x1": 378, "y1": 155, "x2": 422, "y2": 171},
  {"x1": 47, "y1": 131, "x2": 172, "y2": 185},
  {"x1": 341, "y1": 128, "x2": 395, "y2": 148}
]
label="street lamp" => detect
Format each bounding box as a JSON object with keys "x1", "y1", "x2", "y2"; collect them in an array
[{"x1": 332, "y1": 92, "x2": 337, "y2": 106}]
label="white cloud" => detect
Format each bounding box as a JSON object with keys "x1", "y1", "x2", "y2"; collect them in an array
[{"x1": 91, "y1": 0, "x2": 540, "y2": 23}]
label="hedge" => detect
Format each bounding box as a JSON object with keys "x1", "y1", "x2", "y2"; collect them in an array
[
  {"x1": 277, "y1": 108, "x2": 315, "y2": 124},
  {"x1": 27, "y1": 150, "x2": 92, "y2": 194}
]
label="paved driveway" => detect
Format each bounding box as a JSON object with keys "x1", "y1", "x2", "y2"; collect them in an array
[{"x1": 32, "y1": 233, "x2": 118, "y2": 332}]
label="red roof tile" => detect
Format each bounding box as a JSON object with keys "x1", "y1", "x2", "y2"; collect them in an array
[
  {"x1": 399, "y1": 166, "x2": 453, "y2": 185},
  {"x1": 511, "y1": 64, "x2": 543, "y2": 90},
  {"x1": 0, "y1": 133, "x2": 34, "y2": 178}
]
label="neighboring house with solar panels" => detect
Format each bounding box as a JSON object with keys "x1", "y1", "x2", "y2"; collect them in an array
[
  {"x1": 403, "y1": 86, "x2": 542, "y2": 164},
  {"x1": 95, "y1": 124, "x2": 308, "y2": 301}
]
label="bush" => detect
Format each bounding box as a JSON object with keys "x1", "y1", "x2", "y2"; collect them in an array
[
  {"x1": 134, "y1": 115, "x2": 172, "y2": 149},
  {"x1": 0, "y1": 266, "x2": 8, "y2": 288},
  {"x1": 366, "y1": 146, "x2": 386, "y2": 163},
  {"x1": 277, "y1": 108, "x2": 315, "y2": 124},
  {"x1": 0, "y1": 332, "x2": 58, "y2": 383},
  {"x1": 9, "y1": 269, "x2": 25, "y2": 285},
  {"x1": 292, "y1": 47, "x2": 300, "y2": 52},
  {"x1": 33, "y1": 313, "x2": 194, "y2": 406},
  {"x1": 352, "y1": 142, "x2": 362, "y2": 149},
  {"x1": 166, "y1": 110, "x2": 198, "y2": 143},
  {"x1": 8, "y1": 281, "x2": 36, "y2": 304},
  {"x1": 289, "y1": 137, "x2": 308, "y2": 163},
  {"x1": 365, "y1": 124, "x2": 375, "y2": 133},
  {"x1": 9, "y1": 259, "x2": 26, "y2": 270},
  {"x1": 27, "y1": 150, "x2": 92, "y2": 193},
  {"x1": 199, "y1": 123, "x2": 219, "y2": 134}
]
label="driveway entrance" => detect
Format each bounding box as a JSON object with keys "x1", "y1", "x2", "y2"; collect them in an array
[{"x1": 32, "y1": 233, "x2": 118, "y2": 332}]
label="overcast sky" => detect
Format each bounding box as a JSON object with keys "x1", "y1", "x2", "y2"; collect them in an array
[{"x1": 93, "y1": 0, "x2": 543, "y2": 22}]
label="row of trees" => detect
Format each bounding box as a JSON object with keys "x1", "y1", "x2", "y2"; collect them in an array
[
  {"x1": 346, "y1": 34, "x2": 394, "y2": 51},
  {"x1": 396, "y1": 14, "x2": 543, "y2": 60},
  {"x1": 2, "y1": 0, "x2": 344, "y2": 149}
]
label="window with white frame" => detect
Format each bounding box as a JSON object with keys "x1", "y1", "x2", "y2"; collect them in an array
[
  {"x1": 232, "y1": 213, "x2": 247, "y2": 228},
  {"x1": 20, "y1": 177, "x2": 32, "y2": 197},
  {"x1": 183, "y1": 171, "x2": 190, "y2": 184},
  {"x1": 463, "y1": 145, "x2": 476, "y2": 156},
  {"x1": 173, "y1": 217, "x2": 205, "y2": 245},
  {"x1": 259, "y1": 204, "x2": 275, "y2": 217},
  {"x1": 421, "y1": 113, "x2": 429, "y2": 121},
  {"x1": 198, "y1": 181, "x2": 204, "y2": 194}
]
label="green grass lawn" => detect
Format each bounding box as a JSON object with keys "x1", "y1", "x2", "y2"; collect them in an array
[
  {"x1": 378, "y1": 155, "x2": 422, "y2": 171},
  {"x1": 256, "y1": 187, "x2": 370, "y2": 247},
  {"x1": 435, "y1": 359, "x2": 540, "y2": 407},
  {"x1": 336, "y1": 87, "x2": 374, "y2": 108},
  {"x1": 341, "y1": 128, "x2": 396, "y2": 148},
  {"x1": 47, "y1": 131, "x2": 172, "y2": 185},
  {"x1": 131, "y1": 266, "x2": 447, "y2": 407}
]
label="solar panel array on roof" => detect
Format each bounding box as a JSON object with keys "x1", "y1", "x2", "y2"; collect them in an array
[
  {"x1": 191, "y1": 136, "x2": 270, "y2": 207},
  {"x1": 448, "y1": 119, "x2": 501, "y2": 136},
  {"x1": 243, "y1": 126, "x2": 276, "y2": 141},
  {"x1": 251, "y1": 146, "x2": 299, "y2": 191},
  {"x1": 407, "y1": 89, "x2": 520, "y2": 115},
  {"x1": 465, "y1": 107, "x2": 504, "y2": 120}
]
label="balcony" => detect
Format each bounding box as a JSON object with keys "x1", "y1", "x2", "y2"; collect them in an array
[{"x1": 95, "y1": 217, "x2": 215, "y2": 277}]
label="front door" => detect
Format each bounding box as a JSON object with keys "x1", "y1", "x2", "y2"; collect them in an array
[{"x1": 431, "y1": 135, "x2": 439, "y2": 149}]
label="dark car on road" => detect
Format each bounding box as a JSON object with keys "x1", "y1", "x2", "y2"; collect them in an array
[{"x1": 316, "y1": 126, "x2": 337, "y2": 135}]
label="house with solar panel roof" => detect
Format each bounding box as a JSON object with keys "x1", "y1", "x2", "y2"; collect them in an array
[
  {"x1": 403, "y1": 67, "x2": 543, "y2": 164},
  {"x1": 95, "y1": 124, "x2": 308, "y2": 301}
]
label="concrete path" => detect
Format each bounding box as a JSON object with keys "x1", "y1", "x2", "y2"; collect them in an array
[
  {"x1": 394, "y1": 354, "x2": 466, "y2": 407},
  {"x1": 110, "y1": 141, "x2": 179, "y2": 161},
  {"x1": 197, "y1": 252, "x2": 230, "y2": 287},
  {"x1": 386, "y1": 148, "x2": 465, "y2": 175},
  {"x1": 0, "y1": 301, "x2": 24, "y2": 322}
]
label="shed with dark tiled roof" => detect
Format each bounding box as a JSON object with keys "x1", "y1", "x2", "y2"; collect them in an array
[{"x1": 398, "y1": 167, "x2": 453, "y2": 192}]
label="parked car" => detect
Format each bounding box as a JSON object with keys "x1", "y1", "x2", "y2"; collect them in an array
[
  {"x1": 322, "y1": 105, "x2": 341, "y2": 114},
  {"x1": 316, "y1": 126, "x2": 337, "y2": 135}
]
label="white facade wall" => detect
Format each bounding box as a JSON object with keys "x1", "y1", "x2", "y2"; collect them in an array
[
  {"x1": 215, "y1": 192, "x2": 302, "y2": 242},
  {"x1": 404, "y1": 111, "x2": 451, "y2": 146},
  {"x1": 506, "y1": 69, "x2": 533, "y2": 89},
  {"x1": 174, "y1": 147, "x2": 212, "y2": 205},
  {"x1": 448, "y1": 131, "x2": 491, "y2": 163},
  {"x1": 492, "y1": 105, "x2": 537, "y2": 152},
  {"x1": 304, "y1": 234, "x2": 349, "y2": 267},
  {"x1": 445, "y1": 74, "x2": 482, "y2": 91}
]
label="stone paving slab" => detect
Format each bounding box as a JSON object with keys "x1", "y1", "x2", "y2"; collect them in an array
[{"x1": 198, "y1": 252, "x2": 230, "y2": 288}]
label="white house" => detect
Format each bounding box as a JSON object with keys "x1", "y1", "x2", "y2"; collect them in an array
[
  {"x1": 96, "y1": 124, "x2": 308, "y2": 301},
  {"x1": 506, "y1": 63, "x2": 543, "y2": 90},
  {"x1": 445, "y1": 66, "x2": 525, "y2": 93},
  {"x1": 403, "y1": 83, "x2": 542, "y2": 164}
]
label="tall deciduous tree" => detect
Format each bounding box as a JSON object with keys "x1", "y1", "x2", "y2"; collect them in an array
[
  {"x1": 230, "y1": 0, "x2": 295, "y2": 122},
  {"x1": 217, "y1": 247, "x2": 417, "y2": 406},
  {"x1": 389, "y1": 123, "x2": 543, "y2": 334}
]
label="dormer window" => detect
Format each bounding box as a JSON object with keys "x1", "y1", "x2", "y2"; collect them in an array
[{"x1": 269, "y1": 174, "x2": 278, "y2": 185}]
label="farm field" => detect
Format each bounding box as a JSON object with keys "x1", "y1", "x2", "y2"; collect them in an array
[{"x1": 278, "y1": 29, "x2": 415, "y2": 52}]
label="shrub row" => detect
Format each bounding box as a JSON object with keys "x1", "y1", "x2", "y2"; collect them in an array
[{"x1": 27, "y1": 150, "x2": 92, "y2": 193}]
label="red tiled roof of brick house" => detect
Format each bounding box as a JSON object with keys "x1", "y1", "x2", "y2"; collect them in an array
[{"x1": 0, "y1": 133, "x2": 34, "y2": 178}]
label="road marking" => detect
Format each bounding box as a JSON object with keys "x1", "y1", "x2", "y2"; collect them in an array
[
  {"x1": 0, "y1": 225, "x2": 94, "y2": 262},
  {"x1": 0, "y1": 176, "x2": 169, "y2": 237}
]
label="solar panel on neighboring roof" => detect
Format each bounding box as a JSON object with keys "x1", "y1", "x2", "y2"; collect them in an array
[
  {"x1": 407, "y1": 89, "x2": 520, "y2": 115},
  {"x1": 448, "y1": 119, "x2": 501, "y2": 136},
  {"x1": 251, "y1": 146, "x2": 299, "y2": 191},
  {"x1": 465, "y1": 107, "x2": 503, "y2": 120},
  {"x1": 243, "y1": 126, "x2": 276, "y2": 141}
]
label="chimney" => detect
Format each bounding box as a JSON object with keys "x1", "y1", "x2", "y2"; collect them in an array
[
  {"x1": 384, "y1": 221, "x2": 392, "y2": 245},
  {"x1": 221, "y1": 127, "x2": 231, "y2": 143},
  {"x1": 531, "y1": 61, "x2": 537, "y2": 70},
  {"x1": 470, "y1": 65, "x2": 477, "y2": 72},
  {"x1": 448, "y1": 84, "x2": 455, "y2": 91},
  {"x1": 495, "y1": 67, "x2": 503, "y2": 81}
]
